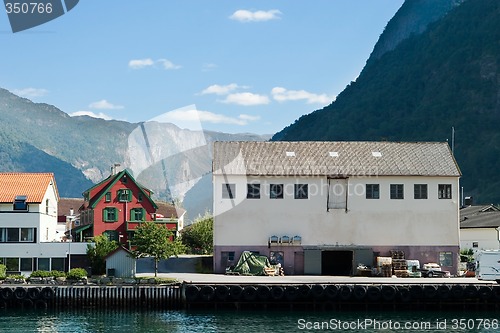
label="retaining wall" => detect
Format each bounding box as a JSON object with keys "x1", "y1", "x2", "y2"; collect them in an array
[
  {"x1": 2, "y1": 283, "x2": 500, "y2": 311},
  {"x1": 183, "y1": 283, "x2": 500, "y2": 311},
  {"x1": 0, "y1": 285, "x2": 182, "y2": 310}
]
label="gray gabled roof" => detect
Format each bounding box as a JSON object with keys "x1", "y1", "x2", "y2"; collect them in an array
[
  {"x1": 213, "y1": 141, "x2": 461, "y2": 177},
  {"x1": 460, "y1": 205, "x2": 500, "y2": 229}
]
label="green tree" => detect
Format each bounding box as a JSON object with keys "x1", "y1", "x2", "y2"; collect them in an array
[
  {"x1": 181, "y1": 213, "x2": 213, "y2": 255},
  {"x1": 132, "y1": 221, "x2": 185, "y2": 277},
  {"x1": 86, "y1": 234, "x2": 119, "y2": 275}
]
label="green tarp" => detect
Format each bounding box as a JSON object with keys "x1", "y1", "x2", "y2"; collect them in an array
[{"x1": 231, "y1": 251, "x2": 272, "y2": 275}]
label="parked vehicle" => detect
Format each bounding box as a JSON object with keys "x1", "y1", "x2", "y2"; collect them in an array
[
  {"x1": 476, "y1": 250, "x2": 500, "y2": 282},
  {"x1": 406, "y1": 260, "x2": 422, "y2": 278},
  {"x1": 419, "y1": 263, "x2": 450, "y2": 277}
]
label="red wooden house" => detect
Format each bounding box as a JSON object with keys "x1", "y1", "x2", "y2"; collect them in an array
[{"x1": 72, "y1": 169, "x2": 179, "y2": 246}]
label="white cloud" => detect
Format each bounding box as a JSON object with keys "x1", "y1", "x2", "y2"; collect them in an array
[
  {"x1": 128, "y1": 58, "x2": 154, "y2": 69},
  {"x1": 158, "y1": 59, "x2": 182, "y2": 70},
  {"x1": 229, "y1": 9, "x2": 282, "y2": 22},
  {"x1": 69, "y1": 111, "x2": 113, "y2": 120},
  {"x1": 201, "y1": 83, "x2": 239, "y2": 95},
  {"x1": 89, "y1": 99, "x2": 124, "y2": 110},
  {"x1": 129, "y1": 58, "x2": 181, "y2": 70},
  {"x1": 271, "y1": 86, "x2": 334, "y2": 104},
  {"x1": 238, "y1": 114, "x2": 261, "y2": 122},
  {"x1": 12, "y1": 87, "x2": 48, "y2": 98},
  {"x1": 220, "y1": 92, "x2": 270, "y2": 106},
  {"x1": 160, "y1": 108, "x2": 260, "y2": 126}
]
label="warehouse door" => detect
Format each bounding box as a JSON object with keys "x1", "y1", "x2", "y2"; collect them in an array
[{"x1": 322, "y1": 250, "x2": 353, "y2": 276}]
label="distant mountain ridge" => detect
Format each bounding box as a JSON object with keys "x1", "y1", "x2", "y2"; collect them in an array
[
  {"x1": 273, "y1": 0, "x2": 500, "y2": 203},
  {"x1": 0, "y1": 88, "x2": 269, "y2": 217}
]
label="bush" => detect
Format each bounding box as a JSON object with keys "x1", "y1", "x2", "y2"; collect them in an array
[
  {"x1": 135, "y1": 277, "x2": 178, "y2": 285},
  {"x1": 67, "y1": 268, "x2": 88, "y2": 280},
  {"x1": 30, "y1": 270, "x2": 66, "y2": 278},
  {"x1": 0, "y1": 264, "x2": 6, "y2": 279},
  {"x1": 30, "y1": 270, "x2": 52, "y2": 278},
  {"x1": 50, "y1": 270, "x2": 66, "y2": 278}
]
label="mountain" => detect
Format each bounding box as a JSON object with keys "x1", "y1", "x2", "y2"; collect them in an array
[
  {"x1": 368, "y1": 0, "x2": 464, "y2": 62},
  {"x1": 273, "y1": 0, "x2": 500, "y2": 204},
  {"x1": 0, "y1": 88, "x2": 269, "y2": 217}
]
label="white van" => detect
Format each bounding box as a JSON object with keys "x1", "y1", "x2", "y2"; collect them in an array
[{"x1": 476, "y1": 250, "x2": 500, "y2": 282}]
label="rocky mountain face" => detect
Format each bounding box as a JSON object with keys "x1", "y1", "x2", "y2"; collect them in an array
[{"x1": 273, "y1": 0, "x2": 500, "y2": 204}]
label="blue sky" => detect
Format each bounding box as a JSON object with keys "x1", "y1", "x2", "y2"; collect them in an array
[{"x1": 0, "y1": 0, "x2": 404, "y2": 135}]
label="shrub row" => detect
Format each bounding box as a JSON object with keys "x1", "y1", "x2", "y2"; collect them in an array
[{"x1": 30, "y1": 270, "x2": 66, "y2": 278}]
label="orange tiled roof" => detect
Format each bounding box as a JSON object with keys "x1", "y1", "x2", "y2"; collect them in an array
[{"x1": 0, "y1": 173, "x2": 58, "y2": 203}]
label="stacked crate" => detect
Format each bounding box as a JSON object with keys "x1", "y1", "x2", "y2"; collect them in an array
[
  {"x1": 376, "y1": 256, "x2": 393, "y2": 277},
  {"x1": 391, "y1": 250, "x2": 409, "y2": 277}
]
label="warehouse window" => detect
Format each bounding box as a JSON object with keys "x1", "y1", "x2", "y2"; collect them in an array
[
  {"x1": 270, "y1": 184, "x2": 284, "y2": 199},
  {"x1": 222, "y1": 184, "x2": 235, "y2": 199},
  {"x1": 366, "y1": 184, "x2": 380, "y2": 199},
  {"x1": 247, "y1": 184, "x2": 261, "y2": 199},
  {"x1": 438, "y1": 184, "x2": 452, "y2": 199},
  {"x1": 295, "y1": 184, "x2": 308, "y2": 199},
  {"x1": 390, "y1": 184, "x2": 404, "y2": 199},
  {"x1": 328, "y1": 178, "x2": 347, "y2": 209},
  {"x1": 414, "y1": 184, "x2": 428, "y2": 199}
]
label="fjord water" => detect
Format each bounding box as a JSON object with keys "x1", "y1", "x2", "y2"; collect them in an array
[{"x1": 0, "y1": 309, "x2": 499, "y2": 332}]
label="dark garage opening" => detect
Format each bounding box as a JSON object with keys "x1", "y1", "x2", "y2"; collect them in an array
[{"x1": 322, "y1": 250, "x2": 353, "y2": 276}]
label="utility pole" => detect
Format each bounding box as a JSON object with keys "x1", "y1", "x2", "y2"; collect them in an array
[{"x1": 451, "y1": 127, "x2": 455, "y2": 155}]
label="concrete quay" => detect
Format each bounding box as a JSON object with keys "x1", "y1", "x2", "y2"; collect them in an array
[{"x1": 136, "y1": 272, "x2": 495, "y2": 285}]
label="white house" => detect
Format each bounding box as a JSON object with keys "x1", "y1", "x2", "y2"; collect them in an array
[
  {"x1": 0, "y1": 173, "x2": 88, "y2": 274},
  {"x1": 212, "y1": 141, "x2": 461, "y2": 275},
  {"x1": 460, "y1": 205, "x2": 500, "y2": 254}
]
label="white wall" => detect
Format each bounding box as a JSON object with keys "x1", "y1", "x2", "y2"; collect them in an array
[
  {"x1": 0, "y1": 242, "x2": 89, "y2": 257},
  {"x1": 460, "y1": 228, "x2": 500, "y2": 253},
  {"x1": 214, "y1": 175, "x2": 460, "y2": 248}
]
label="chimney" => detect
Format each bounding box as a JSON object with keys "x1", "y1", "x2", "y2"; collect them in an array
[
  {"x1": 111, "y1": 163, "x2": 121, "y2": 175},
  {"x1": 464, "y1": 196, "x2": 473, "y2": 206},
  {"x1": 69, "y1": 208, "x2": 74, "y2": 216}
]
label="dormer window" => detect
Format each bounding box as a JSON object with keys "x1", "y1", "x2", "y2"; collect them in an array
[{"x1": 13, "y1": 195, "x2": 28, "y2": 211}]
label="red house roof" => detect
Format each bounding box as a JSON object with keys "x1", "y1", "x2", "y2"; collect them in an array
[
  {"x1": 0, "y1": 173, "x2": 58, "y2": 203},
  {"x1": 83, "y1": 169, "x2": 157, "y2": 210}
]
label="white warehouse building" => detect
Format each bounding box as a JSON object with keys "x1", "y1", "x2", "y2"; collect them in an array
[{"x1": 212, "y1": 141, "x2": 461, "y2": 275}]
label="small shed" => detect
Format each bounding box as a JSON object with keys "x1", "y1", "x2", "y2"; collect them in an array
[{"x1": 105, "y1": 246, "x2": 136, "y2": 278}]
